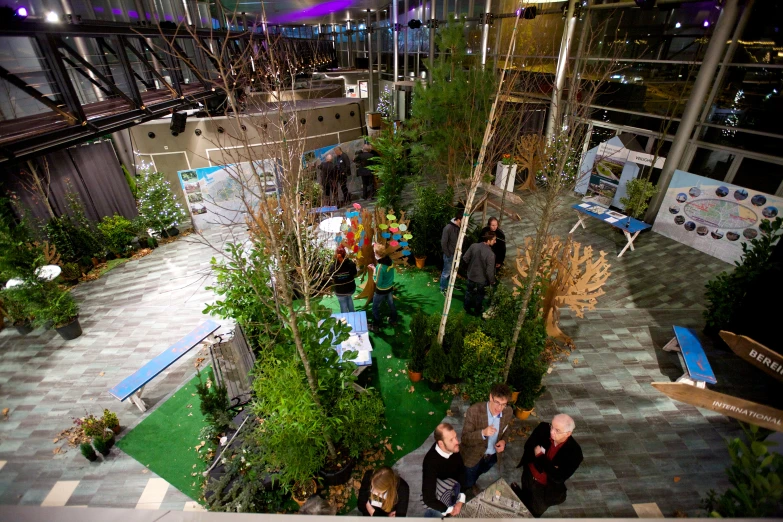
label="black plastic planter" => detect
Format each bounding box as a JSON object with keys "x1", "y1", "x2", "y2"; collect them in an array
[
  {"x1": 14, "y1": 323, "x2": 33, "y2": 335},
  {"x1": 319, "y1": 457, "x2": 356, "y2": 486},
  {"x1": 55, "y1": 318, "x2": 82, "y2": 340}
]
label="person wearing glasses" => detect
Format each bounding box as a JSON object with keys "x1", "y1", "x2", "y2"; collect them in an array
[
  {"x1": 459, "y1": 383, "x2": 514, "y2": 496},
  {"x1": 512, "y1": 414, "x2": 583, "y2": 518},
  {"x1": 357, "y1": 466, "x2": 410, "y2": 517}
]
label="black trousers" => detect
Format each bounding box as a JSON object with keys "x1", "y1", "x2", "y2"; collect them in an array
[
  {"x1": 464, "y1": 280, "x2": 487, "y2": 317},
  {"x1": 360, "y1": 175, "x2": 375, "y2": 199}
]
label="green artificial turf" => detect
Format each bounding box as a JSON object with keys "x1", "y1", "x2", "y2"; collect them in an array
[
  {"x1": 319, "y1": 265, "x2": 469, "y2": 465},
  {"x1": 117, "y1": 372, "x2": 210, "y2": 502}
]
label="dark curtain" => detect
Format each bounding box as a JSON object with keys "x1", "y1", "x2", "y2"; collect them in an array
[{"x1": 3, "y1": 141, "x2": 137, "y2": 225}]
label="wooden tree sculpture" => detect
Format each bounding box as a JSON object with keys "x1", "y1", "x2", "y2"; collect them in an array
[
  {"x1": 514, "y1": 134, "x2": 544, "y2": 192},
  {"x1": 336, "y1": 203, "x2": 374, "y2": 268},
  {"x1": 514, "y1": 236, "x2": 611, "y2": 344},
  {"x1": 355, "y1": 207, "x2": 412, "y2": 302}
]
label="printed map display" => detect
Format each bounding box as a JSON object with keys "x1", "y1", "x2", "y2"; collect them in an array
[
  {"x1": 177, "y1": 160, "x2": 280, "y2": 231},
  {"x1": 652, "y1": 170, "x2": 782, "y2": 264}
]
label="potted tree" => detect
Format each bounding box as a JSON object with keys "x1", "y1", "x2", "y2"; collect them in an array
[
  {"x1": 407, "y1": 311, "x2": 429, "y2": 382},
  {"x1": 423, "y1": 339, "x2": 448, "y2": 391},
  {"x1": 409, "y1": 185, "x2": 455, "y2": 270},
  {"x1": 508, "y1": 362, "x2": 546, "y2": 420},
  {"x1": 32, "y1": 282, "x2": 81, "y2": 340}
]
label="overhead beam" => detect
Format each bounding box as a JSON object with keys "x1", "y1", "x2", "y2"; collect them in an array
[{"x1": 0, "y1": 64, "x2": 76, "y2": 124}]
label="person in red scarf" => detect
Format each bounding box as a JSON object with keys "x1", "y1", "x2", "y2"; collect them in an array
[{"x1": 511, "y1": 414, "x2": 583, "y2": 518}]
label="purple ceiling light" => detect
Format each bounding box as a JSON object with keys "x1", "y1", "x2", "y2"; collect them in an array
[{"x1": 266, "y1": 0, "x2": 354, "y2": 24}]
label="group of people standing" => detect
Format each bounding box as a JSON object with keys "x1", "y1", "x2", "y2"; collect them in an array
[
  {"x1": 441, "y1": 214, "x2": 507, "y2": 317},
  {"x1": 422, "y1": 385, "x2": 583, "y2": 518},
  {"x1": 317, "y1": 144, "x2": 380, "y2": 205},
  {"x1": 300, "y1": 385, "x2": 584, "y2": 518}
]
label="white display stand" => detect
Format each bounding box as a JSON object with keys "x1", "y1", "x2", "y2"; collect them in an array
[{"x1": 495, "y1": 162, "x2": 518, "y2": 193}]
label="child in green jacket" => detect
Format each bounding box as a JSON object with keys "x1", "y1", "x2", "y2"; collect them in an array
[{"x1": 370, "y1": 243, "x2": 398, "y2": 330}]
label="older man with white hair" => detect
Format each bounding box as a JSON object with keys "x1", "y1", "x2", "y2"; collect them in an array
[{"x1": 511, "y1": 414, "x2": 583, "y2": 518}]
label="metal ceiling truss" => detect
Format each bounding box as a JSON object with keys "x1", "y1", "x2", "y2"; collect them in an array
[{"x1": 0, "y1": 21, "x2": 333, "y2": 166}]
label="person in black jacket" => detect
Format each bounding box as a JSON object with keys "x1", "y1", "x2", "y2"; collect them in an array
[
  {"x1": 461, "y1": 230, "x2": 496, "y2": 317},
  {"x1": 319, "y1": 155, "x2": 338, "y2": 206},
  {"x1": 358, "y1": 467, "x2": 409, "y2": 517},
  {"x1": 334, "y1": 146, "x2": 352, "y2": 204},
  {"x1": 422, "y1": 423, "x2": 467, "y2": 518},
  {"x1": 355, "y1": 144, "x2": 380, "y2": 200},
  {"x1": 331, "y1": 246, "x2": 357, "y2": 313},
  {"x1": 480, "y1": 217, "x2": 506, "y2": 269},
  {"x1": 511, "y1": 414, "x2": 583, "y2": 518},
  {"x1": 439, "y1": 213, "x2": 463, "y2": 294}
]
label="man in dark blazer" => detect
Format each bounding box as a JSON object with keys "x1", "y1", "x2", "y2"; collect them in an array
[
  {"x1": 460, "y1": 383, "x2": 514, "y2": 495},
  {"x1": 512, "y1": 414, "x2": 583, "y2": 518}
]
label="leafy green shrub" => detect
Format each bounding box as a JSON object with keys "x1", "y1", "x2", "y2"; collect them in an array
[
  {"x1": 442, "y1": 312, "x2": 475, "y2": 377},
  {"x1": 460, "y1": 330, "x2": 504, "y2": 401},
  {"x1": 92, "y1": 435, "x2": 110, "y2": 455},
  {"x1": 704, "y1": 217, "x2": 782, "y2": 333},
  {"x1": 29, "y1": 281, "x2": 79, "y2": 328},
  {"x1": 101, "y1": 409, "x2": 119, "y2": 430},
  {"x1": 204, "y1": 243, "x2": 282, "y2": 351},
  {"x1": 195, "y1": 368, "x2": 232, "y2": 432},
  {"x1": 619, "y1": 177, "x2": 657, "y2": 219},
  {"x1": 409, "y1": 185, "x2": 454, "y2": 260},
  {"x1": 0, "y1": 199, "x2": 40, "y2": 280},
  {"x1": 136, "y1": 171, "x2": 188, "y2": 235},
  {"x1": 61, "y1": 262, "x2": 81, "y2": 282},
  {"x1": 0, "y1": 286, "x2": 36, "y2": 325},
  {"x1": 97, "y1": 214, "x2": 137, "y2": 256},
  {"x1": 80, "y1": 442, "x2": 97, "y2": 460},
  {"x1": 335, "y1": 390, "x2": 385, "y2": 459},
  {"x1": 703, "y1": 423, "x2": 783, "y2": 517},
  {"x1": 423, "y1": 339, "x2": 448, "y2": 384}
]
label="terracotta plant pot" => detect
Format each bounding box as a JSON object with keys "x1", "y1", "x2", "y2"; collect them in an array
[
  {"x1": 292, "y1": 479, "x2": 317, "y2": 506},
  {"x1": 415, "y1": 255, "x2": 427, "y2": 269},
  {"x1": 514, "y1": 407, "x2": 533, "y2": 421},
  {"x1": 408, "y1": 369, "x2": 423, "y2": 382},
  {"x1": 511, "y1": 391, "x2": 520, "y2": 404},
  {"x1": 110, "y1": 425, "x2": 121, "y2": 435}
]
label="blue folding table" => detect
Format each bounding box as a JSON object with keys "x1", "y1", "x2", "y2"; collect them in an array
[{"x1": 569, "y1": 203, "x2": 651, "y2": 257}]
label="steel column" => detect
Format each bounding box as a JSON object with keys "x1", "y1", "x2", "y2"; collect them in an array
[
  {"x1": 367, "y1": 10, "x2": 375, "y2": 110},
  {"x1": 480, "y1": 0, "x2": 491, "y2": 69},
  {"x1": 34, "y1": 34, "x2": 87, "y2": 124},
  {"x1": 393, "y1": 0, "x2": 400, "y2": 81},
  {"x1": 428, "y1": 0, "x2": 436, "y2": 84},
  {"x1": 404, "y1": 0, "x2": 409, "y2": 79},
  {"x1": 645, "y1": 0, "x2": 740, "y2": 222},
  {"x1": 545, "y1": 0, "x2": 577, "y2": 140}
]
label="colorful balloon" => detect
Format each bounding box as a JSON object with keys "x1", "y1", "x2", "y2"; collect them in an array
[
  {"x1": 379, "y1": 224, "x2": 389, "y2": 230},
  {"x1": 387, "y1": 214, "x2": 396, "y2": 221},
  {"x1": 403, "y1": 233, "x2": 413, "y2": 239},
  {"x1": 335, "y1": 236, "x2": 342, "y2": 243},
  {"x1": 393, "y1": 234, "x2": 401, "y2": 240},
  {"x1": 353, "y1": 203, "x2": 362, "y2": 209},
  {"x1": 398, "y1": 224, "x2": 408, "y2": 231},
  {"x1": 382, "y1": 232, "x2": 391, "y2": 239},
  {"x1": 399, "y1": 241, "x2": 408, "y2": 247},
  {"x1": 402, "y1": 250, "x2": 411, "y2": 256},
  {"x1": 390, "y1": 240, "x2": 399, "y2": 247}
]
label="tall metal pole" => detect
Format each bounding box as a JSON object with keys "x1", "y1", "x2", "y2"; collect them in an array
[
  {"x1": 480, "y1": 0, "x2": 491, "y2": 69},
  {"x1": 686, "y1": 0, "x2": 754, "y2": 159},
  {"x1": 645, "y1": 0, "x2": 739, "y2": 222},
  {"x1": 376, "y1": 10, "x2": 382, "y2": 73},
  {"x1": 393, "y1": 0, "x2": 400, "y2": 82},
  {"x1": 428, "y1": 0, "x2": 436, "y2": 84},
  {"x1": 443, "y1": 0, "x2": 448, "y2": 20},
  {"x1": 367, "y1": 10, "x2": 375, "y2": 110},
  {"x1": 347, "y1": 20, "x2": 354, "y2": 68},
  {"x1": 544, "y1": 0, "x2": 576, "y2": 140},
  {"x1": 404, "y1": 0, "x2": 409, "y2": 79},
  {"x1": 468, "y1": 0, "x2": 474, "y2": 18}
]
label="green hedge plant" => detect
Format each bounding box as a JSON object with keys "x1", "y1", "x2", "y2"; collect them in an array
[
  {"x1": 619, "y1": 177, "x2": 657, "y2": 219},
  {"x1": 97, "y1": 214, "x2": 137, "y2": 256},
  {"x1": 460, "y1": 330, "x2": 504, "y2": 401}
]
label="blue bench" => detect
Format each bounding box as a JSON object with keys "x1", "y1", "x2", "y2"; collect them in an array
[
  {"x1": 663, "y1": 326, "x2": 717, "y2": 388},
  {"x1": 109, "y1": 320, "x2": 222, "y2": 412},
  {"x1": 331, "y1": 311, "x2": 368, "y2": 334},
  {"x1": 308, "y1": 205, "x2": 338, "y2": 216},
  {"x1": 569, "y1": 203, "x2": 652, "y2": 257}
]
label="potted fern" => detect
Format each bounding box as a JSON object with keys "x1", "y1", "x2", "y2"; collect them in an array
[{"x1": 31, "y1": 282, "x2": 81, "y2": 340}]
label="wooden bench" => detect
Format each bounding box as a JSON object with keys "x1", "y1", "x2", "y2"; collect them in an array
[
  {"x1": 109, "y1": 320, "x2": 221, "y2": 412},
  {"x1": 208, "y1": 324, "x2": 257, "y2": 410},
  {"x1": 662, "y1": 326, "x2": 717, "y2": 388}
]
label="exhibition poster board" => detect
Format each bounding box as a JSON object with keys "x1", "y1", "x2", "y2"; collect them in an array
[
  {"x1": 177, "y1": 160, "x2": 280, "y2": 231},
  {"x1": 577, "y1": 137, "x2": 665, "y2": 209},
  {"x1": 651, "y1": 170, "x2": 781, "y2": 264}
]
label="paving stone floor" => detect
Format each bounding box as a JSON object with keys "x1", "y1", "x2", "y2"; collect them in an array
[{"x1": 0, "y1": 188, "x2": 767, "y2": 516}]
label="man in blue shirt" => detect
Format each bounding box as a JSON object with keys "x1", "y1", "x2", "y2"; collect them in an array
[{"x1": 459, "y1": 384, "x2": 514, "y2": 495}]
